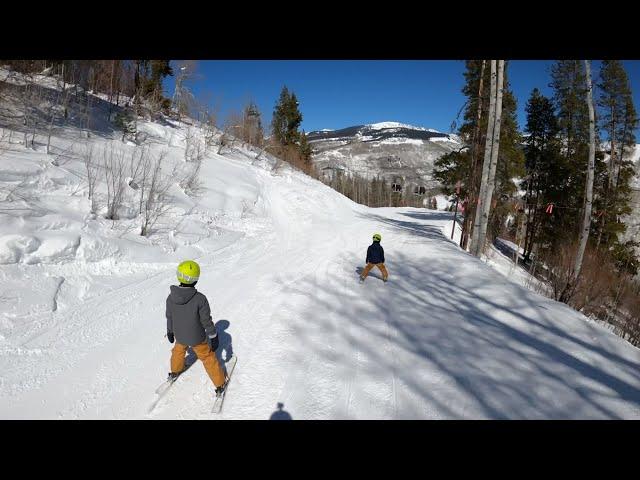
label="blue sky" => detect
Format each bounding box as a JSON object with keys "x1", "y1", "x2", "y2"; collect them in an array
[{"x1": 163, "y1": 60, "x2": 640, "y2": 136}]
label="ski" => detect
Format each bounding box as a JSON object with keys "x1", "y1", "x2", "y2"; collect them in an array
[
  {"x1": 212, "y1": 355, "x2": 238, "y2": 414},
  {"x1": 148, "y1": 361, "x2": 194, "y2": 413}
]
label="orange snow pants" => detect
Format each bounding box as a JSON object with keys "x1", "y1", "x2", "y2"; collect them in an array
[
  {"x1": 361, "y1": 263, "x2": 388, "y2": 281},
  {"x1": 171, "y1": 342, "x2": 226, "y2": 387}
]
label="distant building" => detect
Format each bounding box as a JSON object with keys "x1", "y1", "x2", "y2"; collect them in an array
[{"x1": 321, "y1": 164, "x2": 346, "y2": 182}]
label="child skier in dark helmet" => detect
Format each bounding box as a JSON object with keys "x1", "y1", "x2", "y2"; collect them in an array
[
  {"x1": 165, "y1": 260, "x2": 228, "y2": 397},
  {"x1": 359, "y1": 233, "x2": 388, "y2": 283}
]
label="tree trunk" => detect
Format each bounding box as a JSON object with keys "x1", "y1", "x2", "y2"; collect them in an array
[
  {"x1": 470, "y1": 60, "x2": 502, "y2": 257},
  {"x1": 470, "y1": 60, "x2": 497, "y2": 255},
  {"x1": 524, "y1": 188, "x2": 541, "y2": 261},
  {"x1": 476, "y1": 59, "x2": 505, "y2": 255},
  {"x1": 561, "y1": 60, "x2": 596, "y2": 302}
]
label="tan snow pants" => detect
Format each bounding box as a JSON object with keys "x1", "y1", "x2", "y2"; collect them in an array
[
  {"x1": 171, "y1": 342, "x2": 225, "y2": 387},
  {"x1": 360, "y1": 263, "x2": 388, "y2": 281}
]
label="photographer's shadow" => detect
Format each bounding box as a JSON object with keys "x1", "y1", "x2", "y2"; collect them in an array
[{"x1": 269, "y1": 402, "x2": 293, "y2": 420}]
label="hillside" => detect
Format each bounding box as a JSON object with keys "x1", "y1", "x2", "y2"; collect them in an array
[{"x1": 308, "y1": 122, "x2": 462, "y2": 196}]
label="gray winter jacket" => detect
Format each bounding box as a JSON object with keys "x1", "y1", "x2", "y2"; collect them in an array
[{"x1": 166, "y1": 285, "x2": 217, "y2": 347}]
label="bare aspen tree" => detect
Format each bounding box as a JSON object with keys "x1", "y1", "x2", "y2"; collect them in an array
[
  {"x1": 184, "y1": 127, "x2": 192, "y2": 160},
  {"x1": 172, "y1": 61, "x2": 198, "y2": 121},
  {"x1": 82, "y1": 143, "x2": 99, "y2": 213},
  {"x1": 470, "y1": 60, "x2": 498, "y2": 256},
  {"x1": 137, "y1": 149, "x2": 152, "y2": 215},
  {"x1": 103, "y1": 144, "x2": 127, "y2": 220},
  {"x1": 60, "y1": 64, "x2": 72, "y2": 122},
  {"x1": 193, "y1": 139, "x2": 204, "y2": 164},
  {"x1": 21, "y1": 71, "x2": 35, "y2": 148},
  {"x1": 46, "y1": 85, "x2": 62, "y2": 154},
  {"x1": 81, "y1": 92, "x2": 94, "y2": 138},
  {"x1": 30, "y1": 86, "x2": 41, "y2": 149},
  {"x1": 179, "y1": 156, "x2": 204, "y2": 197},
  {"x1": 218, "y1": 110, "x2": 242, "y2": 155},
  {"x1": 140, "y1": 151, "x2": 172, "y2": 236},
  {"x1": 109, "y1": 60, "x2": 116, "y2": 105},
  {"x1": 228, "y1": 109, "x2": 243, "y2": 143},
  {"x1": 58, "y1": 68, "x2": 71, "y2": 132},
  {"x1": 127, "y1": 146, "x2": 148, "y2": 190},
  {"x1": 203, "y1": 112, "x2": 217, "y2": 150},
  {"x1": 563, "y1": 60, "x2": 596, "y2": 299},
  {"x1": 472, "y1": 59, "x2": 505, "y2": 257},
  {"x1": 17, "y1": 69, "x2": 39, "y2": 149},
  {"x1": 184, "y1": 127, "x2": 201, "y2": 161},
  {"x1": 252, "y1": 124, "x2": 271, "y2": 163},
  {"x1": 0, "y1": 128, "x2": 10, "y2": 154},
  {"x1": 193, "y1": 90, "x2": 216, "y2": 136}
]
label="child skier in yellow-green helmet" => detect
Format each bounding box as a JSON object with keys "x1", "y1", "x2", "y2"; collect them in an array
[
  {"x1": 165, "y1": 260, "x2": 228, "y2": 397},
  {"x1": 359, "y1": 233, "x2": 388, "y2": 283}
]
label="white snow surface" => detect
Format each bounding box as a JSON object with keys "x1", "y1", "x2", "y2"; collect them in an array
[
  {"x1": 1, "y1": 90, "x2": 640, "y2": 419},
  {"x1": 379, "y1": 137, "x2": 425, "y2": 146},
  {"x1": 368, "y1": 121, "x2": 432, "y2": 131},
  {"x1": 434, "y1": 194, "x2": 454, "y2": 211}
]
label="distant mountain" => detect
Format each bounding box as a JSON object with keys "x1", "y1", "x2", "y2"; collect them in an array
[
  {"x1": 308, "y1": 121, "x2": 460, "y2": 143},
  {"x1": 308, "y1": 122, "x2": 463, "y2": 197}
]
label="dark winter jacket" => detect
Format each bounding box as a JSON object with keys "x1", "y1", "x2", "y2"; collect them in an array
[
  {"x1": 166, "y1": 286, "x2": 217, "y2": 347},
  {"x1": 366, "y1": 242, "x2": 385, "y2": 264}
]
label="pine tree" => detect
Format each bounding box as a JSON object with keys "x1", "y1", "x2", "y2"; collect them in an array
[
  {"x1": 286, "y1": 93, "x2": 303, "y2": 144},
  {"x1": 132, "y1": 60, "x2": 173, "y2": 113},
  {"x1": 595, "y1": 60, "x2": 638, "y2": 253},
  {"x1": 433, "y1": 150, "x2": 471, "y2": 198},
  {"x1": 271, "y1": 86, "x2": 289, "y2": 145},
  {"x1": 270, "y1": 86, "x2": 308, "y2": 171},
  {"x1": 491, "y1": 73, "x2": 525, "y2": 241},
  {"x1": 458, "y1": 60, "x2": 488, "y2": 249},
  {"x1": 299, "y1": 130, "x2": 312, "y2": 164},
  {"x1": 521, "y1": 88, "x2": 561, "y2": 261},
  {"x1": 272, "y1": 86, "x2": 303, "y2": 146},
  {"x1": 548, "y1": 60, "x2": 592, "y2": 243}
]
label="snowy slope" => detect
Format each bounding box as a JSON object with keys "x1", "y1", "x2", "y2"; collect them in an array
[{"x1": 1, "y1": 78, "x2": 640, "y2": 419}]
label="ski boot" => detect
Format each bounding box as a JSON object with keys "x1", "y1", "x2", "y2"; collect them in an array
[
  {"x1": 215, "y1": 375, "x2": 231, "y2": 397},
  {"x1": 215, "y1": 385, "x2": 226, "y2": 398}
]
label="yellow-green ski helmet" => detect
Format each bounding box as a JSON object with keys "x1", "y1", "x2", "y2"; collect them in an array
[
  {"x1": 177, "y1": 260, "x2": 200, "y2": 284},
  {"x1": 373, "y1": 233, "x2": 382, "y2": 242}
]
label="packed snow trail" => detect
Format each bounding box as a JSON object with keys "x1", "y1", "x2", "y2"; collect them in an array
[{"x1": 2, "y1": 155, "x2": 640, "y2": 419}]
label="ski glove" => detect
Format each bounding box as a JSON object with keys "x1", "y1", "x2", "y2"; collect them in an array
[
  {"x1": 167, "y1": 331, "x2": 175, "y2": 344},
  {"x1": 208, "y1": 334, "x2": 219, "y2": 352}
]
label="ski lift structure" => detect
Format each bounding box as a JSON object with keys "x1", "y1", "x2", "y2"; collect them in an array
[{"x1": 391, "y1": 175, "x2": 403, "y2": 193}]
